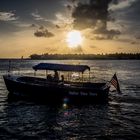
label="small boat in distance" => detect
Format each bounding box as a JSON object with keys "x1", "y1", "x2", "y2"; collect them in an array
[{"x1": 3, "y1": 62, "x2": 120, "y2": 103}]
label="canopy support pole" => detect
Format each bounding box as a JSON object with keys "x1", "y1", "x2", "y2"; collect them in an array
[
  {"x1": 82, "y1": 72, "x2": 83, "y2": 83},
  {"x1": 89, "y1": 71, "x2": 90, "y2": 82},
  {"x1": 34, "y1": 71, "x2": 36, "y2": 76},
  {"x1": 46, "y1": 70, "x2": 47, "y2": 79},
  {"x1": 8, "y1": 60, "x2": 11, "y2": 75}
]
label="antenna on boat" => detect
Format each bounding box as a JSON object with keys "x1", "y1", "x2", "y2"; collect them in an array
[
  {"x1": 18, "y1": 56, "x2": 24, "y2": 75},
  {"x1": 46, "y1": 70, "x2": 47, "y2": 79},
  {"x1": 89, "y1": 70, "x2": 90, "y2": 82},
  {"x1": 8, "y1": 60, "x2": 11, "y2": 75},
  {"x1": 34, "y1": 70, "x2": 36, "y2": 76}
]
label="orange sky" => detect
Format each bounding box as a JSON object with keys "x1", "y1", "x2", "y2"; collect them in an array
[
  {"x1": 0, "y1": 0, "x2": 140, "y2": 58},
  {"x1": 0, "y1": 29, "x2": 139, "y2": 58}
]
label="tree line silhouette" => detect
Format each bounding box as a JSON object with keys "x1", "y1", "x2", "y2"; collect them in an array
[{"x1": 30, "y1": 53, "x2": 140, "y2": 60}]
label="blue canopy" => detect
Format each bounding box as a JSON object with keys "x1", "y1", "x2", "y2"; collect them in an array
[{"x1": 33, "y1": 63, "x2": 90, "y2": 72}]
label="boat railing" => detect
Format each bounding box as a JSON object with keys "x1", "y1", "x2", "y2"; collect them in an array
[
  {"x1": 11, "y1": 69, "x2": 107, "y2": 86},
  {"x1": 7, "y1": 60, "x2": 108, "y2": 84}
]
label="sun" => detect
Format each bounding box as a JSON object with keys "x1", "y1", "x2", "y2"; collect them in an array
[{"x1": 66, "y1": 30, "x2": 83, "y2": 48}]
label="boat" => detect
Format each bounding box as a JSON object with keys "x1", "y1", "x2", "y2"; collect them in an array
[{"x1": 3, "y1": 62, "x2": 118, "y2": 103}]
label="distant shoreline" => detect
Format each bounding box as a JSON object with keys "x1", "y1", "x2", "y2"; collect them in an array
[
  {"x1": 0, "y1": 58, "x2": 140, "y2": 61},
  {"x1": 1, "y1": 53, "x2": 140, "y2": 60},
  {"x1": 29, "y1": 53, "x2": 140, "y2": 60}
]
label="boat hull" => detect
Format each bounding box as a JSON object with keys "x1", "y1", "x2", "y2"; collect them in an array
[{"x1": 3, "y1": 75, "x2": 109, "y2": 103}]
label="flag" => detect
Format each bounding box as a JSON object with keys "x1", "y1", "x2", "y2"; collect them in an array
[{"x1": 110, "y1": 73, "x2": 121, "y2": 93}]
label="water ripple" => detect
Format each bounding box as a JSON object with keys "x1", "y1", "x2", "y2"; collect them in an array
[{"x1": 0, "y1": 60, "x2": 140, "y2": 139}]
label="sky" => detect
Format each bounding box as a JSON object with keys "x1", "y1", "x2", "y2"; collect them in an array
[{"x1": 0, "y1": 0, "x2": 140, "y2": 58}]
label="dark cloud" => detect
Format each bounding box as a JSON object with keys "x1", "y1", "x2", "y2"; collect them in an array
[
  {"x1": 111, "y1": 0, "x2": 140, "y2": 37},
  {"x1": 34, "y1": 28, "x2": 54, "y2": 38},
  {"x1": 135, "y1": 35, "x2": 140, "y2": 40},
  {"x1": 131, "y1": 41, "x2": 139, "y2": 45},
  {"x1": 122, "y1": 0, "x2": 140, "y2": 22},
  {"x1": 56, "y1": 25, "x2": 60, "y2": 28},
  {"x1": 39, "y1": 25, "x2": 44, "y2": 30},
  {"x1": 94, "y1": 28, "x2": 121, "y2": 39},
  {"x1": 0, "y1": 0, "x2": 139, "y2": 41},
  {"x1": 71, "y1": 0, "x2": 120, "y2": 38},
  {"x1": 66, "y1": 5, "x2": 73, "y2": 11},
  {"x1": 30, "y1": 23, "x2": 37, "y2": 28},
  {"x1": 72, "y1": 0, "x2": 113, "y2": 29}
]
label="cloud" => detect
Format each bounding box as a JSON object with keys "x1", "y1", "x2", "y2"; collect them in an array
[
  {"x1": 110, "y1": 0, "x2": 140, "y2": 34},
  {"x1": 31, "y1": 11, "x2": 44, "y2": 21},
  {"x1": 30, "y1": 23, "x2": 37, "y2": 28},
  {"x1": 55, "y1": 13, "x2": 73, "y2": 24},
  {"x1": 110, "y1": 0, "x2": 137, "y2": 11},
  {"x1": 135, "y1": 35, "x2": 140, "y2": 40},
  {"x1": 34, "y1": 27, "x2": 54, "y2": 38},
  {"x1": 31, "y1": 10, "x2": 59, "y2": 28},
  {"x1": 90, "y1": 45, "x2": 97, "y2": 48},
  {"x1": 69, "y1": 45, "x2": 83, "y2": 53},
  {"x1": 94, "y1": 28, "x2": 121, "y2": 39},
  {"x1": 0, "y1": 22, "x2": 18, "y2": 35},
  {"x1": 72, "y1": 0, "x2": 113, "y2": 29},
  {"x1": 55, "y1": 24, "x2": 60, "y2": 28},
  {"x1": 66, "y1": 5, "x2": 73, "y2": 11},
  {"x1": 71, "y1": 0, "x2": 121, "y2": 39},
  {"x1": 131, "y1": 41, "x2": 139, "y2": 45},
  {"x1": 0, "y1": 11, "x2": 18, "y2": 21}
]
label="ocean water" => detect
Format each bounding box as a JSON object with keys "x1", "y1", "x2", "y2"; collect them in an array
[{"x1": 0, "y1": 60, "x2": 140, "y2": 139}]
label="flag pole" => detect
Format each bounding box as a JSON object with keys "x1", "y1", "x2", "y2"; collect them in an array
[{"x1": 110, "y1": 73, "x2": 121, "y2": 94}]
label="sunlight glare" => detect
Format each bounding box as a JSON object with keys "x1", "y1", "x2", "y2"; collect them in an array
[{"x1": 66, "y1": 30, "x2": 83, "y2": 48}]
